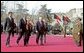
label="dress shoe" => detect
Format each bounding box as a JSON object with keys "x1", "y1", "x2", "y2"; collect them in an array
[{"x1": 6, "y1": 45, "x2": 10, "y2": 47}]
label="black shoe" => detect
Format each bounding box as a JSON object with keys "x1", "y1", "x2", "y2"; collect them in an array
[
  {"x1": 78, "y1": 44, "x2": 81, "y2": 47},
  {"x1": 26, "y1": 41, "x2": 29, "y2": 44},
  {"x1": 78, "y1": 45, "x2": 81, "y2": 47},
  {"x1": 36, "y1": 40, "x2": 38, "y2": 44},
  {"x1": 41, "y1": 43, "x2": 44, "y2": 45},
  {"x1": 36, "y1": 42, "x2": 38, "y2": 44},
  {"x1": 12, "y1": 35, "x2": 14, "y2": 37},
  {"x1": 16, "y1": 41, "x2": 19, "y2": 45},
  {"x1": 6, "y1": 45, "x2": 10, "y2": 47},
  {"x1": 24, "y1": 44, "x2": 27, "y2": 46},
  {"x1": 44, "y1": 41, "x2": 46, "y2": 43}
]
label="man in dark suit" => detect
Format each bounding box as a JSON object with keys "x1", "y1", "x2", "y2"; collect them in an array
[
  {"x1": 1, "y1": 24, "x2": 3, "y2": 35},
  {"x1": 16, "y1": 17, "x2": 26, "y2": 46},
  {"x1": 42, "y1": 19, "x2": 48, "y2": 43},
  {"x1": 36, "y1": 17, "x2": 45, "y2": 45},
  {"x1": 4, "y1": 12, "x2": 15, "y2": 47}
]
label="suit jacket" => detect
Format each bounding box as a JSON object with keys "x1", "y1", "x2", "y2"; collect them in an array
[
  {"x1": 43, "y1": 22, "x2": 48, "y2": 31},
  {"x1": 4, "y1": 17, "x2": 14, "y2": 32},
  {"x1": 19, "y1": 18, "x2": 26, "y2": 32},
  {"x1": 1, "y1": 24, "x2": 3, "y2": 32},
  {"x1": 36, "y1": 21, "x2": 45, "y2": 34}
]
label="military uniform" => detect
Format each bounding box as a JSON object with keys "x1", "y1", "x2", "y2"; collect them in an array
[{"x1": 72, "y1": 21, "x2": 82, "y2": 46}]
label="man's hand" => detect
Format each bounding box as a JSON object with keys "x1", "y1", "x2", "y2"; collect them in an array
[
  {"x1": 36, "y1": 31, "x2": 38, "y2": 33},
  {"x1": 78, "y1": 32, "x2": 80, "y2": 35},
  {"x1": 19, "y1": 29, "x2": 22, "y2": 32}
]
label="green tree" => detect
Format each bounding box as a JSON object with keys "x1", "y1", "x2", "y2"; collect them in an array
[{"x1": 38, "y1": 4, "x2": 53, "y2": 23}]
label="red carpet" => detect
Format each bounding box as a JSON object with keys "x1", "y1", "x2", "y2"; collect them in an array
[{"x1": 1, "y1": 33, "x2": 83, "y2": 52}]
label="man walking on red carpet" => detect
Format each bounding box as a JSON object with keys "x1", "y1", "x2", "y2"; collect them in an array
[
  {"x1": 4, "y1": 12, "x2": 15, "y2": 47},
  {"x1": 36, "y1": 17, "x2": 45, "y2": 45}
]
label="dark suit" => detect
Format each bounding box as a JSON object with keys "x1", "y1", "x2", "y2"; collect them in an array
[
  {"x1": 36, "y1": 21, "x2": 45, "y2": 45},
  {"x1": 16, "y1": 18, "x2": 26, "y2": 45},
  {"x1": 43, "y1": 22, "x2": 48, "y2": 43},
  {"x1": 13, "y1": 23, "x2": 17, "y2": 33},
  {"x1": 1, "y1": 24, "x2": 3, "y2": 34},
  {"x1": 4, "y1": 17, "x2": 14, "y2": 46}
]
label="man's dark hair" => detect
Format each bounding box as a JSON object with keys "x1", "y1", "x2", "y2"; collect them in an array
[
  {"x1": 78, "y1": 18, "x2": 81, "y2": 21},
  {"x1": 8, "y1": 12, "x2": 13, "y2": 14},
  {"x1": 71, "y1": 28, "x2": 73, "y2": 30}
]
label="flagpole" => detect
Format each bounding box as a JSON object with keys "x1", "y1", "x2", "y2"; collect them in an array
[
  {"x1": 63, "y1": 16, "x2": 67, "y2": 38},
  {"x1": 64, "y1": 24, "x2": 66, "y2": 38}
]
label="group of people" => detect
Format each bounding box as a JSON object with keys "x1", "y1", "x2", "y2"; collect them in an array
[
  {"x1": 1, "y1": 11, "x2": 83, "y2": 47},
  {"x1": 3, "y1": 12, "x2": 48, "y2": 47}
]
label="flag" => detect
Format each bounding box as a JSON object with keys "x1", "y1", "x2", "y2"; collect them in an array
[
  {"x1": 54, "y1": 14, "x2": 61, "y2": 24},
  {"x1": 66, "y1": 16, "x2": 71, "y2": 22},
  {"x1": 62, "y1": 16, "x2": 70, "y2": 22},
  {"x1": 54, "y1": 14, "x2": 61, "y2": 21},
  {"x1": 62, "y1": 16, "x2": 71, "y2": 25},
  {"x1": 55, "y1": 19, "x2": 60, "y2": 24}
]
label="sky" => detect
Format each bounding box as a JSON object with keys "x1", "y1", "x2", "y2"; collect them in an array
[{"x1": 1, "y1": 1, "x2": 83, "y2": 14}]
